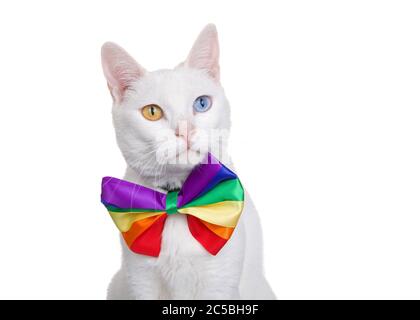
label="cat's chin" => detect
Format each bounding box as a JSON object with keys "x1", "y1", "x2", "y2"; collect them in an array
[
  {"x1": 162, "y1": 150, "x2": 206, "y2": 180},
  {"x1": 125, "y1": 150, "x2": 207, "y2": 191}
]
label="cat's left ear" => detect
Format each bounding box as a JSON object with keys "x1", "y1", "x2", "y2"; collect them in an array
[
  {"x1": 101, "y1": 42, "x2": 146, "y2": 103},
  {"x1": 185, "y1": 24, "x2": 220, "y2": 81}
]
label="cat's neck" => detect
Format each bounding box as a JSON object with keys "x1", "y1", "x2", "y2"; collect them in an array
[
  {"x1": 122, "y1": 155, "x2": 234, "y2": 193},
  {"x1": 123, "y1": 165, "x2": 191, "y2": 193}
]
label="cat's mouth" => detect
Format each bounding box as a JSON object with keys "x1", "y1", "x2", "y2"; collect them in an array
[{"x1": 171, "y1": 149, "x2": 205, "y2": 166}]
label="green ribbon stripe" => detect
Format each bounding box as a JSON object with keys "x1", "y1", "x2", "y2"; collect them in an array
[
  {"x1": 182, "y1": 178, "x2": 244, "y2": 209},
  {"x1": 105, "y1": 178, "x2": 243, "y2": 213}
]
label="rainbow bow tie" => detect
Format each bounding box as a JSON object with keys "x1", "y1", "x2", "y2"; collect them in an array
[{"x1": 101, "y1": 154, "x2": 244, "y2": 257}]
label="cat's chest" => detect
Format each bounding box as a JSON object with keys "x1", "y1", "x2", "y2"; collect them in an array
[{"x1": 159, "y1": 214, "x2": 205, "y2": 257}]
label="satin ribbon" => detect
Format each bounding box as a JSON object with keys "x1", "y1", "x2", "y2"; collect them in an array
[{"x1": 101, "y1": 154, "x2": 244, "y2": 257}]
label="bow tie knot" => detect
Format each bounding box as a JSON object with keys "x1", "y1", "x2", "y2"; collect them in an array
[{"x1": 165, "y1": 191, "x2": 179, "y2": 215}]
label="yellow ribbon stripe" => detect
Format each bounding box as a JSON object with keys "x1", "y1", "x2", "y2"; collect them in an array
[
  {"x1": 108, "y1": 211, "x2": 165, "y2": 232},
  {"x1": 178, "y1": 201, "x2": 244, "y2": 228}
]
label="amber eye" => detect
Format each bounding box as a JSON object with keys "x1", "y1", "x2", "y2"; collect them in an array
[{"x1": 141, "y1": 104, "x2": 163, "y2": 121}]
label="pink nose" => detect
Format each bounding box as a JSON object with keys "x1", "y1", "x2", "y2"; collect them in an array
[{"x1": 175, "y1": 122, "x2": 193, "y2": 147}]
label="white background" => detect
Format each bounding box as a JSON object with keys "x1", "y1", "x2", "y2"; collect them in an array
[{"x1": 0, "y1": 0, "x2": 419, "y2": 299}]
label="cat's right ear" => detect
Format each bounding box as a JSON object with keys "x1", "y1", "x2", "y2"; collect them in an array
[
  {"x1": 101, "y1": 42, "x2": 146, "y2": 103},
  {"x1": 185, "y1": 24, "x2": 220, "y2": 81}
]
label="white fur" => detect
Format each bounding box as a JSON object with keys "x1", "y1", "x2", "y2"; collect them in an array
[{"x1": 102, "y1": 24, "x2": 275, "y2": 300}]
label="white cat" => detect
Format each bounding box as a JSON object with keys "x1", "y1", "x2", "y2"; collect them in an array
[{"x1": 101, "y1": 24, "x2": 275, "y2": 300}]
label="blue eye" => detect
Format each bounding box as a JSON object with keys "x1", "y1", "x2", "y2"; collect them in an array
[{"x1": 193, "y1": 95, "x2": 212, "y2": 113}]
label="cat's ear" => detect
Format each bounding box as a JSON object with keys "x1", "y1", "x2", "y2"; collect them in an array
[
  {"x1": 185, "y1": 24, "x2": 220, "y2": 81},
  {"x1": 101, "y1": 42, "x2": 146, "y2": 103}
]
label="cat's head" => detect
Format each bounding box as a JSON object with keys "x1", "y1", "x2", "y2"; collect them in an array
[{"x1": 101, "y1": 24, "x2": 231, "y2": 188}]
